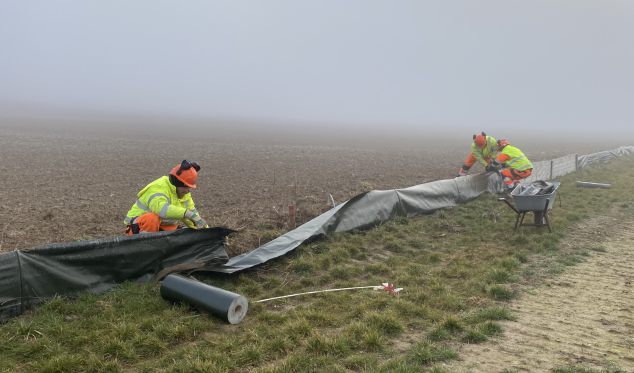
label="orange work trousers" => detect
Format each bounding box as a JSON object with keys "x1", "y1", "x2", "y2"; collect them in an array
[
  {"x1": 500, "y1": 168, "x2": 532, "y2": 187},
  {"x1": 126, "y1": 213, "x2": 178, "y2": 235}
]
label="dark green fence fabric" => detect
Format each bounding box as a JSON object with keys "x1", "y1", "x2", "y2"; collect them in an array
[{"x1": 0, "y1": 228, "x2": 231, "y2": 321}]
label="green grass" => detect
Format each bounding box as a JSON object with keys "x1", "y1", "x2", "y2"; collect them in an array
[{"x1": 2, "y1": 157, "x2": 634, "y2": 372}]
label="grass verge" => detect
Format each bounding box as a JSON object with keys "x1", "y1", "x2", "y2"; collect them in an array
[{"x1": 2, "y1": 157, "x2": 634, "y2": 372}]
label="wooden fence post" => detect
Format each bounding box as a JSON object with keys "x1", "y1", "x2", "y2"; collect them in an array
[
  {"x1": 288, "y1": 204, "x2": 296, "y2": 228},
  {"x1": 549, "y1": 160, "x2": 554, "y2": 180}
]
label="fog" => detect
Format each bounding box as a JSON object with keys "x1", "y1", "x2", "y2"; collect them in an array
[{"x1": 1, "y1": 1, "x2": 634, "y2": 146}]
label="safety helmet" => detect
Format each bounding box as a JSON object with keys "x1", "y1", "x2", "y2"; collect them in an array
[
  {"x1": 497, "y1": 139, "x2": 509, "y2": 149},
  {"x1": 170, "y1": 160, "x2": 200, "y2": 188},
  {"x1": 473, "y1": 132, "x2": 487, "y2": 148}
]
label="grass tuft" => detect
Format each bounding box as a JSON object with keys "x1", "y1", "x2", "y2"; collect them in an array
[
  {"x1": 440, "y1": 316, "x2": 463, "y2": 333},
  {"x1": 487, "y1": 268, "x2": 512, "y2": 283},
  {"x1": 488, "y1": 285, "x2": 515, "y2": 301},
  {"x1": 467, "y1": 307, "x2": 516, "y2": 323},
  {"x1": 365, "y1": 312, "x2": 404, "y2": 337},
  {"x1": 407, "y1": 342, "x2": 458, "y2": 365},
  {"x1": 462, "y1": 329, "x2": 487, "y2": 343}
]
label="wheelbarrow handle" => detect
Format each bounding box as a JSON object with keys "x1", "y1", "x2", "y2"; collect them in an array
[{"x1": 497, "y1": 197, "x2": 519, "y2": 214}]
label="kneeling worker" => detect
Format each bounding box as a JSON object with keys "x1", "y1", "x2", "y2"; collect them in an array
[
  {"x1": 125, "y1": 160, "x2": 209, "y2": 235},
  {"x1": 488, "y1": 140, "x2": 533, "y2": 191}
]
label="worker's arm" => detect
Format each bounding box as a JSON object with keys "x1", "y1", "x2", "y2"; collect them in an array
[
  {"x1": 146, "y1": 194, "x2": 187, "y2": 220},
  {"x1": 494, "y1": 153, "x2": 511, "y2": 165},
  {"x1": 183, "y1": 209, "x2": 208, "y2": 229},
  {"x1": 458, "y1": 153, "x2": 477, "y2": 176},
  {"x1": 182, "y1": 217, "x2": 196, "y2": 229},
  {"x1": 486, "y1": 153, "x2": 511, "y2": 171},
  {"x1": 463, "y1": 153, "x2": 477, "y2": 168},
  {"x1": 182, "y1": 196, "x2": 208, "y2": 229},
  {"x1": 469, "y1": 144, "x2": 489, "y2": 167}
]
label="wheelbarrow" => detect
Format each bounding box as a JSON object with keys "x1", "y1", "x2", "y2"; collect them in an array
[{"x1": 498, "y1": 181, "x2": 560, "y2": 232}]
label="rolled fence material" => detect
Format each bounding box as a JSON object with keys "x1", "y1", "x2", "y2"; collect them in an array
[
  {"x1": 576, "y1": 181, "x2": 612, "y2": 189},
  {"x1": 160, "y1": 274, "x2": 248, "y2": 324}
]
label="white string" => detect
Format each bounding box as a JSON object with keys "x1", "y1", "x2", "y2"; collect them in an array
[{"x1": 255, "y1": 285, "x2": 382, "y2": 303}]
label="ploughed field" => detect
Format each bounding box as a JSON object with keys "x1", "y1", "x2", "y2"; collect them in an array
[{"x1": 0, "y1": 126, "x2": 611, "y2": 254}]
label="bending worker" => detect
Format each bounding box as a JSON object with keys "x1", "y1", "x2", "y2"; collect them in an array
[
  {"x1": 488, "y1": 139, "x2": 533, "y2": 190},
  {"x1": 124, "y1": 160, "x2": 209, "y2": 235},
  {"x1": 457, "y1": 132, "x2": 499, "y2": 176}
]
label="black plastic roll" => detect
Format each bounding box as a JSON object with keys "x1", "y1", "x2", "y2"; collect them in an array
[{"x1": 160, "y1": 274, "x2": 248, "y2": 324}]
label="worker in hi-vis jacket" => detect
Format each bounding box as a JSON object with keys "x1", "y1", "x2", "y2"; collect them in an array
[
  {"x1": 124, "y1": 160, "x2": 208, "y2": 235},
  {"x1": 457, "y1": 132, "x2": 499, "y2": 176},
  {"x1": 487, "y1": 139, "x2": 533, "y2": 191}
]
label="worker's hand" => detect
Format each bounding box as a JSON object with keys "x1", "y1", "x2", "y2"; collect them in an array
[
  {"x1": 485, "y1": 164, "x2": 496, "y2": 172},
  {"x1": 457, "y1": 165, "x2": 468, "y2": 177},
  {"x1": 184, "y1": 210, "x2": 209, "y2": 229}
]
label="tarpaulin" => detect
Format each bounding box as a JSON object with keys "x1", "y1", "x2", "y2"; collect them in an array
[
  {"x1": 208, "y1": 146, "x2": 633, "y2": 273},
  {"x1": 0, "y1": 228, "x2": 231, "y2": 321},
  {"x1": 211, "y1": 173, "x2": 502, "y2": 273}
]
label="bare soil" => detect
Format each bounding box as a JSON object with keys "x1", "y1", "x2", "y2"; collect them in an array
[
  {"x1": 441, "y1": 211, "x2": 634, "y2": 372},
  {"x1": 0, "y1": 127, "x2": 456, "y2": 253},
  {"x1": 0, "y1": 126, "x2": 619, "y2": 255}
]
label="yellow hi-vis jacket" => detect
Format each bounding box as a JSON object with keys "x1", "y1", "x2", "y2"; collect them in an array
[
  {"x1": 471, "y1": 135, "x2": 498, "y2": 167},
  {"x1": 496, "y1": 145, "x2": 533, "y2": 171},
  {"x1": 124, "y1": 176, "x2": 197, "y2": 228}
]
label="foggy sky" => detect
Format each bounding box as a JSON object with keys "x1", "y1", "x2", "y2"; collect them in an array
[{"x1": 1, "y1": 1, "x2": 634, "y2": 139}]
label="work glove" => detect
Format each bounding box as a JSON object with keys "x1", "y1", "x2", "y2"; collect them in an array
[
  {"x1": 457, "y1": 165, "x2": 468, "y2": 177},
  {"x1": 485, "y1": 161, "x2": 501, "y2": 172},
  {"x1": 184, "y1": 209, "x2": 209, "y2": 229}
]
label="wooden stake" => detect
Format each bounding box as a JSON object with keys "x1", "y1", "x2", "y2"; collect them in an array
[{"x1": 289, "y1": 203, "x2": 296, "y2": 228}]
